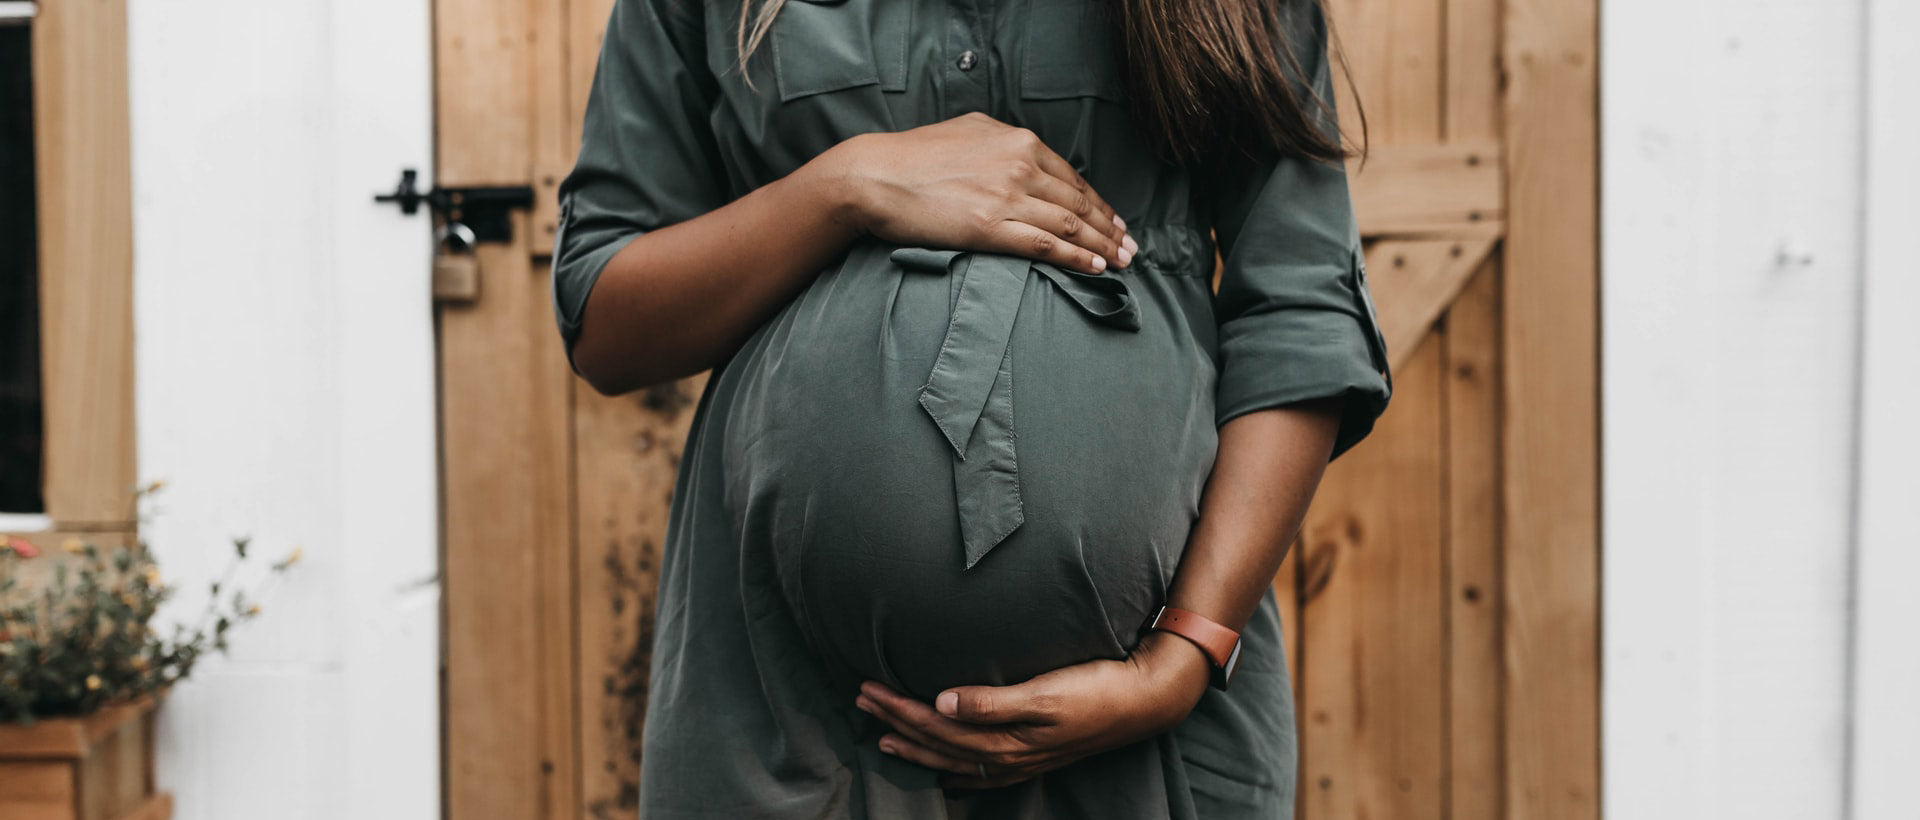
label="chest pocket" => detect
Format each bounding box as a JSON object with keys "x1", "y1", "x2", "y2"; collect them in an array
[
  {"x1": 1021, "y1": 0, "x2": 1127, "y2": 102},
  {"x1": 769, "y1": 0, "x2": 911, "y2": 102}
]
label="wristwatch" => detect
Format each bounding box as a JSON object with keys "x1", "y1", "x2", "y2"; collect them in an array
[{"x1": 1144, "y1": 605, "x2": 1243, "y2": 691}]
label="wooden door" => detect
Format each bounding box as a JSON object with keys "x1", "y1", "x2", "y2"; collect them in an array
[
  {"x1": 432, "y1": 0, "x2": 1598, "y2": 817},
  {"x1": 1279, "y1": 0, "x2": 1600, "y2": 817}
]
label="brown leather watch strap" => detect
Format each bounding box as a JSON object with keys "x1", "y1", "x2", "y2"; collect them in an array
[{"x1": 1145, "y1": 605, "x2": 1243, "y2": 690}]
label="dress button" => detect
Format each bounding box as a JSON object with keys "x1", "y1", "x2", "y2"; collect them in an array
[{"x1": 956, "y1": 50, "x2": 978, "y2": 71}]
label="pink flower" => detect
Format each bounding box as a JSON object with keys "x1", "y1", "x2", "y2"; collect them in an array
[{"x1": 2, "y1": 536, "x2": 39, "y2": 559}]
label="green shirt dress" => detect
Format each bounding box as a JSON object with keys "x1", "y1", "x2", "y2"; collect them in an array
[{"x1": 550, "y1": 0, "x2": 1392, "y2": 816}]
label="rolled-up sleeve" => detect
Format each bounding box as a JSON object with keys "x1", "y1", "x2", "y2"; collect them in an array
[
  {"x1": 1206, "y1": 1, "x2": 1392, "y2": 460},
  {"x1": 551, "y1": 0, "x2": 728, "y2": 368}
]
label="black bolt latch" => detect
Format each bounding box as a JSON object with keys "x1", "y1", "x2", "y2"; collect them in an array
[{"x1": 375, "y1": 168, "x2": 536, "y2": 244}]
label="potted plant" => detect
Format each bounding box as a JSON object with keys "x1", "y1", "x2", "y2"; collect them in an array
[{"x1": 0, "y1": 484, "x2": 299, "y2": 820}]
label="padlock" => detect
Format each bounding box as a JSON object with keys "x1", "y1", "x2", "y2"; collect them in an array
[{"x1": 432, "y1": 221, "x2": 481, "y2": 303}]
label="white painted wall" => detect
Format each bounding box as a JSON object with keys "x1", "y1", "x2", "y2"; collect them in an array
[
  {"x1": 1848, "y1": 0, "x2": 1920, "y2": 816},
  {"x1": 1604, "y1": 1, "x2": 1919, "y2": 818},
  {"x1": 127, "y1": 0, "x2": 439, "y2": 817}
]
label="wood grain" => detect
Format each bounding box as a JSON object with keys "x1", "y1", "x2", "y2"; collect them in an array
[
  {"x1": 1299, "y1": 337, "x2": 1448, "y2": 820},
  {"x1": 0, "y1": 696, "x2": 156, "y2": 760},
  {"x1": 1350, "y1": 143, "x2": 1506, "y2": 237},
  {"x1": 1501, "y1": 0, "x2": 1602, "y2": 816},
  {"x1": 1363, "y1": 237, "x2": 1499, "y2": 373},
  {"x1": 436, "y1": 0, "x2": 579, "y2": 814},
  {"x1": 572, "y1": 375, "x2": 705, "y2": 817},
  {"x1": 1447, "y1": 0, "x2": 1505, "y2": 141},
  {"x1": 1445, "y1": 259, "x2": 1506, "y2": 820},
  {"x1": 0, "y1": 697, "x2": 168, "y2": 820},
  {"x1": 1327, "y1": 0, "x2": 1445, "y2": 145},
  {"x1": 32, "y1": 0, "x2": 137, "y2": 528},
  {"x1": 528, "y1": 0, "x2": 572, "y2": 256},
  {"x1": 0, "y1": 762, "x2": 73, "y2": 820}
]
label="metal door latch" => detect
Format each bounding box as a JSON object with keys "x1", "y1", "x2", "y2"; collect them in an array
[{"x1": 375, "y1": 168, "x2": 535, "y2": 244}]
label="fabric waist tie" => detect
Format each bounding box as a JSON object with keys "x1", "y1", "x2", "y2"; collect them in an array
[{"x1": 889, "y1": 247, "x2": 1143, "y2": 570}]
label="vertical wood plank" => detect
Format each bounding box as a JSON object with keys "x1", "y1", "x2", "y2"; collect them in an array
[
  {"x1": 436, "y1": 0, "x2": 534, "y2": 185},
  {"x1": 529, "y1": 0, "x2": 571, "y2": 256},
  {"x1": 1445, "y1": 259, "x2": 1505, "y2": 820},
  {"x1": 573, "y1": 377, "x2": 704, "y2": 818},
  {"x1": 439, "y1": 234, "x2": 579, "y2": 820},
  {"x1": 1446, "y1": 0, "x2": 1504, "y2": 142},
  {"x1": 33, "y1": 0, "x2": 136, "y2": 527},
  {"x1": 1326, "y1": 0, "x2": 1445, "y2": 145},
  {"x1": 1299, "y1": 337, "x2": 1448, "y2": 820},
  {"x1": 437, "y1": 0, "x2": 579, "y2": 815},
  {"x1": 1502, "y1": 0, "x2": 1600, "y2": 816}
]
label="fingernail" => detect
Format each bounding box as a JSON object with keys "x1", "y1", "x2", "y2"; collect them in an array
[
  {"x1": 1122, "y1": 234, "x2": 1138, "y2": 255},
  {"x1": 1117, "y1": 246, "x2": 1133, "y2": 266},
  {"x1": 855, "y1": 696, "x2": 874, "y2": 714},
  {"x1": 879, "y1": 739, "x2": 897, "y2": 755},
  {"x1": 937, "y1": 691, "x2": 959, "y2": 716},
  {"x1": 1090, "y1": 255, "x2": 1106, "y2": 272},
  {"x1": 1112, "y1": 213, "x2": 1127, "y2": 230}
]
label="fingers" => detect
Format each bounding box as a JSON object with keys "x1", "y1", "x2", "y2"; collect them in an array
[
  {"x1": 1001, "y1": 198, "x2": 1124, "y2": 272},
  {"x1": 937, "y1": 684, "x2": 1060, "y2": 726},
  {"x1": 876, "y1": 733, "x2": 977, "y2": 777},
  {"x1": 1020, "y1": 159, "x2": 1124, "y2": 242},
  {"x1": 1020, "y1": 175, "x2": 1133, "y2": 270},
  {"x1": 859, "y1": 692, "x2": 986, "y2": 763},
  {"x1": 984, "y1": 218, "x2": 1112, "y2": 275},
  {"x1": 1024, "y1": 146, "x2": 1124, "y2": 241},
  {"x1": 857, "y1": 686, "x2": 1011, "y2": 755},
  {"x1": 880, "y1": 731, "x2": 1034, "y2": 790}
]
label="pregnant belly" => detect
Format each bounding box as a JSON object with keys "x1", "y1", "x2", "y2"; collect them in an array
[{"x1": 718, "y1": 237, "x2": 1220, "y2": 700}]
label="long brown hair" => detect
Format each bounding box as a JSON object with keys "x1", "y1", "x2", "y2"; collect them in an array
[{"x1": 734, "y1": 0, "x2": 1365, "y2": 167}]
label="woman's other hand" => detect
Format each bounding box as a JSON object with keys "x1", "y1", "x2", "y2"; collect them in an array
[
  {"x1": 853, "y1": 630, "x2": 1212, "y2": 789},
  {"x1": 817, "y1": 112, "x2": 1138, "y2": 275}
]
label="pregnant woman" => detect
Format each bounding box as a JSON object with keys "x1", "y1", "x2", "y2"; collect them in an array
[{"x1": 551, "y1": 0, "x2": 1391, "y2": 816}]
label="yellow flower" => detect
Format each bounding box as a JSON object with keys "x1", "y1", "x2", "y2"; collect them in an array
[
  {"x1": 61, "y1": 537, "x2": 85, "y2": 554},
  {"x1": 247, "y1": 604, "x2": 262, "y2": 616},
  {"x1": 85, "y1": 674, "x2": 102, "y2": 691},
  {"x1": 284, "y1": 546, "x2": 304, "y2": 567},
  {"x1": 141, "y1": 479, "x2": 168, "y2": 494},
  {"x1": 131, "y1": 655, "x2": 149, "y2": 671},
  {"x1": 142, "y1": 565, "x2": 162, "y2": 587}
]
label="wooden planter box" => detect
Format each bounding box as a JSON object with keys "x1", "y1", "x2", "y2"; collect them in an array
[{"x1": 0, "y1": 695, "x2": 172, "y2": 820}]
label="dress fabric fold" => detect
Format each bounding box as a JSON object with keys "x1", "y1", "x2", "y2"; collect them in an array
[{"x1": 547, "y1": 0, "x2": 1392, "y2": 817}]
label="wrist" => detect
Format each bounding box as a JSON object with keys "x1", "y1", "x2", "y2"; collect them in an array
[
  {"x1": 1132, "y1": 630, "x2": 1212, "y2": 717},
  {"x1": 804, "y1": 134, "x2": 876, "y2": 241}
]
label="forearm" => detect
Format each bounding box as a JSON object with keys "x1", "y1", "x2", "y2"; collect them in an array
[
  {"x1": 1147, "y1": 397, "x2": 1344, "y2": 677},
  {"x1": 569, "y1": 143, "x2": 867, "y2": 394}
]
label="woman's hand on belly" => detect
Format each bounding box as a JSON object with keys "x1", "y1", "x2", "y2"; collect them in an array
[
  {"x1": 853, "y1": 630, "x2": 1212, "y2": 789},
  {"x1": 820, "y1": 111, "x2": 1138, "y2": 275}
]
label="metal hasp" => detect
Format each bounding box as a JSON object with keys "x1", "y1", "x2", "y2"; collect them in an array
[{"x1": 374, "y1": 168, "x2": 536, "y2": 244}]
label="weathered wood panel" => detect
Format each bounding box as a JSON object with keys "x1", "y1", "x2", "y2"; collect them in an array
[
  {"x1": 437, "y1": 0, "x2": 579, "y2": 815},
  {"x1": 1501, "y1": 0, "x2": 1600, "y2": 816},
  {"x1": 1444, "y1": 261, "x2": 1504, "y2": 820},
  {"x1": 573, "y1": 377, "x2": 704, "y2": 817},
  {"x1": 1299, "y1": 336, "x2": 1449, "y2": 820}
]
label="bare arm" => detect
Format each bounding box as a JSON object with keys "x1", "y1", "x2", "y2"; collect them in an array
[
  {"x1": 568, "y1": 150, "x2": 864, "y2": 394},
  {"x1": 571, "y1": 113, "x2": 1139, "y2": 395},
  {"x1": 856, "y1": 398, "x2": 1342, "y2": 787}
]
